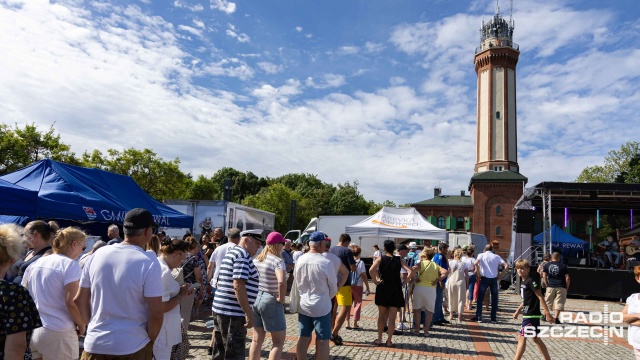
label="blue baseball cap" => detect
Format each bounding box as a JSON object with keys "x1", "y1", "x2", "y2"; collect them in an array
[{"x1": 308, "y1": 231, "x2": 327, "y2": 242}]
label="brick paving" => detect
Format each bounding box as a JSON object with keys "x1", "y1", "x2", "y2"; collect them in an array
[{"x1": 185, "y1": 283, "x2": 636, "y2": 359}]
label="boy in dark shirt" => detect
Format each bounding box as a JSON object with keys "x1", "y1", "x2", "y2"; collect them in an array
[
  {"x1": 513, "y1": 259, "x2": 553, "y2": 360},
  {"x1": 542, "y1": 252, "x2": 570, "y2": 324}
]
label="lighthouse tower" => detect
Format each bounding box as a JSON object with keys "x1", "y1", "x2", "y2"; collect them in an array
[
  {"x1": 474, "y1": 4, "x2": 520, "y2": 174},
  {"x1": 468, "y1": 3, "x2": 527, "y2": 257}
]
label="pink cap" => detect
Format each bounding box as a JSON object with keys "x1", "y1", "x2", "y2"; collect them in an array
[{"x1": 266, "y1": 232, "x2": 286, "y2": 245}]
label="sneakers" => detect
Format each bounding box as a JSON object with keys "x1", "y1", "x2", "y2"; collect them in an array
[
  {"x1": 490, "y1": 320, "x2": 497, "y2": 324},
  {"x1": 470, "y1": 317, "x2": 482, "y2": 323},
  {"x1": 330, "y1": 334, "x2": 344, "y2": 346},
  {"x1": 396, "y1": 323, "x2": 410, "y2": 330}
]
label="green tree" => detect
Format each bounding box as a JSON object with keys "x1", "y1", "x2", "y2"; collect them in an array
[
  {"x1": 187, "y1": 175, "x2": 219, "y2": 200},
  {"x1": 209, "y1": 167, "x2": 268, "y2": 202},
  {"x1": 81, "y1": 148, "x2": 192, "y2": 200},
  {"x1": 576, "y1": 141, "x2": 640, "y2": 241},
  {"x1": 368, "y1": 199, "x2": 396, "y2": 214},
  {"x1": 272, "y1": 173, "x2": 335, "y2": 216},
  {"x1": 577, "y1": 141, "x2": 640, "y2": 183},
  {"x1": 242, "y1": 183, "x2": 313, "y2": 232},
  {"x1": 329, "y1": 181, "x2": 370, "y2": 215},
  {"x1": 0, "y1": 123, "x2": 79, "y2": 175}
]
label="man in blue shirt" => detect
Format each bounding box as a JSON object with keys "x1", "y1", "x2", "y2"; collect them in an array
[{"x1": 431, "y1": 242, "x2": 450, "y2": 325}]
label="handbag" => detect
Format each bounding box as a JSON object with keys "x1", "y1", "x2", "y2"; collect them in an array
[
  {"x1": 289, "y1": 278, "x2": 300, "y2": 314},
  {"x1": 172, "y1": 266, "x2": 194, "y2": 286}
]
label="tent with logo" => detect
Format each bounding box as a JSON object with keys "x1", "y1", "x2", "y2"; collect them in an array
[
  {"x1": 0, "y1": 159, "x2": 193, "y2": 228},
  {"x1": 0, "y1": 179, "x2": 38, "y2": 217},
  {"x1": 533, "y1": 224, "x2": 588, "y2": 256},
  {"x1": 345, "y1": 207, "x2": 446, "y2": 240}
]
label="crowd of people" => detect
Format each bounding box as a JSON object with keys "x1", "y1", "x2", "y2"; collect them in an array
[{"x1": 2, "y1": 210, "x2": 640, "y2": 359}]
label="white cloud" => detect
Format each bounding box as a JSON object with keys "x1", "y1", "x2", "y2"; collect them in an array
[
  {"x1": 210, "y1": 0, "x2": 235, "y2": 14},
  {"x1": 390, "y1": 77, "x2": 405, "y2": 86},
  {"x1": 352, "y1": 69, "x2": 369, "y2": 77},
  {"x1": 226, "y1": 24, "x2": 250, "y2": 42},
  {"x1": 305, "y1": 74, "x2": 346, "y2": 89},
  {"x1": 305, "y1": 34, "x2": 312, "y2": 39},
  {"x1": 203, "y1": 58, "x2": 255, "y2": 79},
  {"x1": 364, "y1": 41, "x2": 385, "y2": 53},
  {"x1": 178, "y1": 25, "x2": 202, "y2": 37},
  {"x1": 192, "y1": 19, "x2": 204, "y2": 28},
  {"x1": 257, "y1": 61, "x2": 283, "y2": 74},
  {"x1": 337, "y1": 46, "x2": 359, "y2": 55},
  {"x1": 295, "y1": 26, "x2": 302, "y2": 32},
  {"x1": 173, "y1": 0, "x2": 204, "y2": 12}
]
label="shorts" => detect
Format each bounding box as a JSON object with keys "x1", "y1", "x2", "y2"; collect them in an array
[
  {"x1": 81, "y1": 340, "x2": 153, "y2": 359},
  {"x1": 298, "y1": 311, "x2": 332, "y2": 340},
  {"x1": 31, "y1": 326, "x2": 79, "y2": 360},
  {"x1": 519, "y1": 317, "x2": 541, "y2": 337},
  {"x1": 544, "y1": 287, "x2": 567, "y2": 311},
  {"x1": 252, "y1": 291, "x2": 286, "y2": 332},
  {"x1": 336, "y1": 286, "x2": 353, "y2": 306}
]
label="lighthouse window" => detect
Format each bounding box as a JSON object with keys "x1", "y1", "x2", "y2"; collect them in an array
[
  {"x1": 496, "y1": 111, "x2": 501, "y2": 119},
  {"x1": 496, "y1": 226, "x2": 502, "y2": 236}
]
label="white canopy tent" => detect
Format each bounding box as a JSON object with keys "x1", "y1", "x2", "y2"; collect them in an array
[{"x1": 345, "y1": 207, "x2": 446, "y2": 240}]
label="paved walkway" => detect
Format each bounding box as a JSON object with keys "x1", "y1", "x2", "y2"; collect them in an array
[{"x1": 186, "y1": 284, "x2": 636, "y2": 359}]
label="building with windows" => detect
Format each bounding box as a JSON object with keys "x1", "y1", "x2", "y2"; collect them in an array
[{"x1": 412, "y1": 6, "x2": 526, "y2": 258}]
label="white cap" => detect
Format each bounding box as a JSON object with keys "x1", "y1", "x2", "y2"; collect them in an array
[{"x1": 408, "y1": 242, "x2": 418, "y2": 249}]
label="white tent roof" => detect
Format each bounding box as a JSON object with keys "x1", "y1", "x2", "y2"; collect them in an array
[{"x1": 345, "y1": 207, "x2": 446, "y2": 240}]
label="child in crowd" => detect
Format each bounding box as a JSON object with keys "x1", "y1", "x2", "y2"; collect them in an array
[{"x1": 512, "y1": 259, "x2": 553, "y2": 360}]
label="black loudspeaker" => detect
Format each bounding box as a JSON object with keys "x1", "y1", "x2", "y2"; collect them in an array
[
  {"x1": 515, "y1": 209, "x2": 536, "y2": 233},
  {"x1": 566, "y1": 258, "x2": 587, "y2": 266},
  {"x1": 627, "y1": 260, "x2": 640, "y2": 269}
]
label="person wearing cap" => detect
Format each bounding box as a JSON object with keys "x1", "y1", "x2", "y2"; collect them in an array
[
  {"x1": 294, "y1": 231, "x2": 338, "y2": 360},
  {"x1": 249, "y1": 232, "x2": 287, "y2": 360},
  {"x1": 205, "y1": 227, "x2": 241, "y2": 355},
  {"x1": 76, "y1": 208, "x2": 163, "y2": 359},
  {"x1": 211, "y1": 229, "x2": 262, "y2": 360}
]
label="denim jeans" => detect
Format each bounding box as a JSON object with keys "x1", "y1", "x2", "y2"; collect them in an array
[
  {"x1": 431, "y1": 284, "x2": 444, "y2": 324},
  {"x1": 475, "y1": 277, "x2": 498, "y2": 321},
  {"x1": 468, "y1": 274, "x2": 477, "y2": 301}
]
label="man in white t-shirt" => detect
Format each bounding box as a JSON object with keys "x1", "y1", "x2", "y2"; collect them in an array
[
  {"x1": 76, "y1": 208, "x2": 163, "y2": 358},
  {"x1": 471, "y1": 244, "x2": 508, "y2": 323},
  {"x1": 295, "y1": 231, "x2": 338, "y2": 360}
]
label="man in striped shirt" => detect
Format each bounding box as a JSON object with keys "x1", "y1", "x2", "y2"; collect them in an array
[{"x1": 211, "y1": 229, "x2": 262, "y2": 360}]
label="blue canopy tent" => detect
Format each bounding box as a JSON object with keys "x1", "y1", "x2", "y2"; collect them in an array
[
  {"x1": 0, "y1": 159, "x2": 193, "y2": 228},
  {"x1": 533, "y1": 224, "x2": 588, "y2": 257},
  {"x1": 0, "y1": 179, "x2": 37, "y2": 217}
]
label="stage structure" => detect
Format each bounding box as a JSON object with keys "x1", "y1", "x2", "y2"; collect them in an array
[{"x1": 510, "y1": 181, "x2": 640, "y2": 299}]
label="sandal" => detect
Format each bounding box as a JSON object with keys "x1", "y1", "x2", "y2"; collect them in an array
[
  {"x1": 386, "y1": 342, "x2": 395, "y2": 348},
  {"x1": 352, "y1": 326, "x2": 362, "y2": 330},
  {"x1": 372, "y1": 340, "x2": 383, "y2": 347}
]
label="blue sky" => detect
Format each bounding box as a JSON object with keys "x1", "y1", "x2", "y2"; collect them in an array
[{"x1": 1, "y1": 0, "x2": 639, "y2": 205}]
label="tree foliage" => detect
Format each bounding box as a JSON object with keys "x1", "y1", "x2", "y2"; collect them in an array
[
  {"x1": 576, "y1": 141, "x2": 640, "y2": 183},
  {"x1": 81, "y1": 148, "x2": 191, "y2": 200},
  {"x1": 576, "y1": 141, "x2": 640, "y2": 240},
  {"x1": 0, "y1": 123, "x2": 79, "y2": 175},
  {"x1": 0, "y1": 124, "x2": 399, "y2": 229}
]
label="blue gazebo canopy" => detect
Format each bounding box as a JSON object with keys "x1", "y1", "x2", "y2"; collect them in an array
[
  {"x1": 533, "y1": 224, "x2": 588, "y2": 253},
  {"x1": 0, "y1": 159, "x2": 193, "y2": 228}
]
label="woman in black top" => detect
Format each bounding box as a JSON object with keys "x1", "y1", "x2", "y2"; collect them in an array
[
  {"x1": 10, "y1": 220, "x2": 58, "y2": 284},
  {"x1": 369, "y1": 240, "x2": 413, "y2": 347}
]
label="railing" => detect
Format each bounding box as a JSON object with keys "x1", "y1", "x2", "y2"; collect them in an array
[{"x1": 475, "y1": 40, "x2": 520, "y2": 54}]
